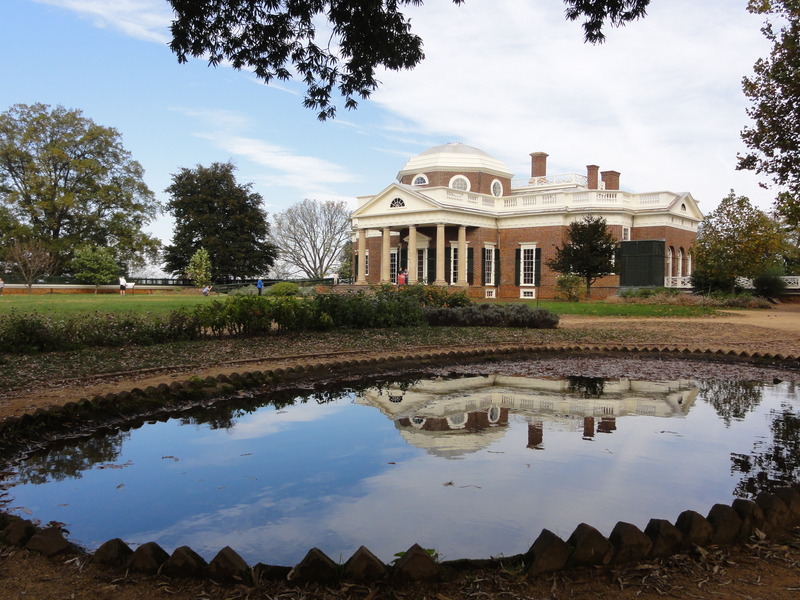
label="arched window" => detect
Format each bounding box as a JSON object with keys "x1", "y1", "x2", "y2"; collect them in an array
[
  {"x1": 412, "y1": 174, "x2": 428, "y2": 185},
  {"x1": 677, "y1": 248, "x2": 684, "y2": 277},
  {"x1": 449, "y1": 175, "x2": 470, "y2": 191},
  {"x1": 390, "y1": 197, "x2": 405, "y2": 208}
]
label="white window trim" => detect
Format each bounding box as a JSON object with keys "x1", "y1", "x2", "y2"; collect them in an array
[
  {"x1": 490, "y1": 179, "x2": 503, "y2": 197},
  {"x1": 449, "y1": 175, "x2": 471, "y2": 192},
  {"x1": 389, "y1": 197, "x2": 405, "y2": 208},
  {"x1": 484, "y1": 243, "x2": 496, "y2": 286},
  {"x1": 520, "y1": 289, "x2": 536, "y2": 299},
  {"x1": 412, "y1": 173, "x2": 428, "y2": 185},
  {"x1": 364, "y1": 250, "x2": 369, "y2": 276},
  {"x1": 485, "y1": 289, "x2": 496, "y2": 298},
  {"x1": 519, "y1": 243, "x2": 537, "y2": 287}
]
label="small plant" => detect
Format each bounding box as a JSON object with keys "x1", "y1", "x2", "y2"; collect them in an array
[
  {"x1": 266, "y1": 281, "x2": 299, "y2": 297},
  {"x1": 554, "y1": 274, "x2": 584, "y2": 302},
  {"x1": 752, "y1": 267, "x2": 787, "y2": 298}
]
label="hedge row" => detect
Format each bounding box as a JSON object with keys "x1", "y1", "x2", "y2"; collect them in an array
[{"x1": 0, "y1": 287, "x2": 557, "y2": 354}]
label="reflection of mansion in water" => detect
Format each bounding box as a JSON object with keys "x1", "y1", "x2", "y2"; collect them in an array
[{"x1": 356, "y1": 375, "x2": 698, "y2": 458}]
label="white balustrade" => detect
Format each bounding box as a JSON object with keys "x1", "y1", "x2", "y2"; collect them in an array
[{"x1": 664, "y1": 276, "x2": 693, "y2": 288}]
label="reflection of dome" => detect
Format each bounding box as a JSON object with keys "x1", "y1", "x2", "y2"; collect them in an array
[
  {"x1": 396, "y1": 426, "x2": 507, "y2": 459},
  {"x1": 397, "y1": 142, "x2": 513, "y2": 179}
]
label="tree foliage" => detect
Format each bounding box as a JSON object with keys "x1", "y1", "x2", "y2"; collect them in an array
[
  {"x1": 163, "y1": 162, "x2": 278, "y2": 280},
  {"x1": 71, "y1": 245, "x2": 121, "y2": 293},
  {"x1": 690, "y1": 191, "x2": 786, "y2": 292},
  {"x1": 0, "y1": 103, "x2": 161, "y2": 273},
  {"x1": 546, "y1": 215, "x2": 617, "y2": 297},
  {"x1": 739, "y1": 1, "x2": 800, "y2": 209},
  {"x1": 167, "y1": 0, "x2": 650, "y2": 120},
  {"x1": 187, "y1": 247, "x2": 213, "y2": 288},
  {"x1": 272, "y1": 198, "x2": 351, "y2": 279}
]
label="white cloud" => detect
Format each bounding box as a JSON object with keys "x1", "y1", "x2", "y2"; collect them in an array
[{"x1": 34, "y1": 0, "x2": 171, "y2": 44}]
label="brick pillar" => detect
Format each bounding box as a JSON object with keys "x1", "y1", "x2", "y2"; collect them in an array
[
  {"x1": 527, "y1": 421, "x2": 543, "y2": 448},
  {"x1": 530, "y1": 152, "x2": 548, "y2": 177},
  {"x1": 601, "y1": 170, "x2": 620, "y2": 190},
  {"x1": 586, "y1": 165, "x2": 599, "y2": 189}
]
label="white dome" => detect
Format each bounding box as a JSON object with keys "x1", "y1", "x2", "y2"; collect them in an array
[{"x1": 397, "y1": 142, "x2": 513, "y2": 179}]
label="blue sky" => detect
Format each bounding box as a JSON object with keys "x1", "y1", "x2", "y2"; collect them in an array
[{"x1": 1, "y1": 0, "x2": 776, "y2": 264}]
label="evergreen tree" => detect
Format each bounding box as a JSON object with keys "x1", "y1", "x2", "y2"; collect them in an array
[
  {"x1": 186, "y1": 247, "x2": 213, "y2": 288},
  {"x1": 163, "y1": 162, "x2": 277, "y2": 281},
  {"x1": 546, "y1": 216, "x2": 617, "y2": 298}
]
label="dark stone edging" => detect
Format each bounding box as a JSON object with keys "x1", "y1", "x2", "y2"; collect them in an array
[{"x1": 2, "y1": 343, "x2": 800, "y2": 584}]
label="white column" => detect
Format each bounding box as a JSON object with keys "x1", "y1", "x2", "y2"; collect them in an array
[
  {"x1": 434, "y1": 223, "x2": 446, "y2": 286},
  {"x1": 381, "y1": 227, "x2": 392, "y2": 284},
  {"x1": 356, "y1": 229, "x2": 367, "y2": 285},
  {"x1": 408, "y1": 225, "x2": 418, "y2": 284},
  {"x1": 456, "y1": 225, "x2": 468, "y2": 286}
]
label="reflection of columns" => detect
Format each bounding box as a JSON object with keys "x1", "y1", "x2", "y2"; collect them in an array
[
  {"x1": 356, "y1": 229, "x2": 367, "y2": 285},
  {"x1": 381, "y1": 227, "x2": 391, "y2": 284},
  {"x1": 408, "y1": 225, "x2": 418, "y2": 284},
  {"x1": 527, "y1": 421, "x2": 543, "y2": 449},
  {"x1": 456, "y1": 225, "x2": 468, "y2": 286},
  {"x1": 583, "y1": 416, "x2": 595, "y2": 439},
  {"x1": 434, "y1": 223, "x2": 446, "y2": 285}
]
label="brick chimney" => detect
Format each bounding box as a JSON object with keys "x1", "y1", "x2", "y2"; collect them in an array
[
  {"x1": 601, "y1": 170, "x2": 620, "y2": 190},
  {"x1": 530, "y1": 152, "x2": 548, "y2": 177},
  {"x1": 586, "y1": 165, "x2": 599, "y2": 189}
]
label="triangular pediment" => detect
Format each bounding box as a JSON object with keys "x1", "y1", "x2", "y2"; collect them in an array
[
  {"x1": 352, "y1": 183, "x2": 443, "y2": 219},
  {"x1": 667, "y1": 192, "x2": 703, "y2": 220}
]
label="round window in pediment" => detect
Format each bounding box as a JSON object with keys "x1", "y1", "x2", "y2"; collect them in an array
[{"x1": 390, "y1": 197, "x2": 405, "y2": 208}]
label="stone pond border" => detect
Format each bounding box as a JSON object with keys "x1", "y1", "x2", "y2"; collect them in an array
[{"x1": 2, "y1": 342, "x2": 800, "y2": 584}]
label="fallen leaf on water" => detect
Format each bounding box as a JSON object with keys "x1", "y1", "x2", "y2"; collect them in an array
[
  {"x1": 116, "y1": 483, "x2": 125, "y2": 489},
  {"x1": 443, "y1": 481, "x2": 454, "y2": 486},
  {"x1": 161, "y1": 456, "x2": 180, "y2": 462},
  {"x1": 240, "y1": 453, "x2": 252, "y2": 456}
]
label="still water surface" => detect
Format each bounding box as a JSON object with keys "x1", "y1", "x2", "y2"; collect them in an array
[{"x1": 5, "y1": 373, "x2": 799, "y2": 565}]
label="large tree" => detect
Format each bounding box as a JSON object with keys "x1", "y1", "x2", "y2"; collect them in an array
[
  {"x1": 0, "y1": 103, "x2": 161, "y2": 273},
  {"x1": 739, "y1": 0, "x2": 800, "y2": 211},
  {"x1": 163, "y1": 162, "x2": 277, "y2": 280},
  {"x1": 546, "y1": 215, "x2": 617, "y2": 298},
  {"x1": 691, "y1": 190, "x2": 786, "y2": 293},
  {"x1": 272, "y1": 199, "x2": 351, "y2": 279},
  {"x1": 167, "y1": 0, "x2": 650, "y2": 120}
]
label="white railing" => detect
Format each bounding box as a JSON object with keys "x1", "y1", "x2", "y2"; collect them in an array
[
  {"x1": 736, "y1": 276, "x2": 800, "y2": 290},
  {"x1": 664, "y1": 276, "x2": 692, "y2": 288},
  {"x1": 511, "y1": 173, "x2": 588, "y2": 189},
  {"x1": 666, "y1": 276, "x2": 800, "y2": 290}
]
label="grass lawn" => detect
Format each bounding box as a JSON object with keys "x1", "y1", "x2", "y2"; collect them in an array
[
  {"x1": 527, "y1": 299, "x2": 719, "y2": 317},
  {"x1": 0, "y1": 292, "x2": 215, "y2": 317},
  {"x1": 0, "y1": 292, "x2": 720, "y2": 319}
]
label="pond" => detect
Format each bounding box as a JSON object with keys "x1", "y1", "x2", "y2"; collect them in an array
[{"x1": 3, "y1": 363, "x2": 800, "y2": 566}]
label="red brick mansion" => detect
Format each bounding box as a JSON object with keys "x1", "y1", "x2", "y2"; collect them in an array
[{"x1": 350, "y1": 143, "x2": 701, "y2": 299}]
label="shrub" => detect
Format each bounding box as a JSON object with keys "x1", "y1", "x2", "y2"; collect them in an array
[
  {"x1": 266, "y1": 282, "x2": 299, "y2": 297},
  {"x1": 374, "y1": 284, "x2": 472, "y2": 308},
  {"x1": 554, "y1": 274, "x2": 584, "y2": 301},
  {"x1": 752, "y1": 267, "x2": 787, "y2": 298},
  {"x1": 424, "y1": 303, "x2": 559, "y2": 329}
]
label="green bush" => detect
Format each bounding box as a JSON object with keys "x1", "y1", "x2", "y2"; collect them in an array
[
  {"x1": 752, "y1": 267, "x2": 787, "y2": 298},
  {"x1": 424, "y1": 303, "x2": 559, "y2": 329},
  {"x1": 374, "y1": 284, "x2": 472, "y2": 308},
  {"x1": 266, "y1": 282, "x2": 299, "y2": 297}
]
